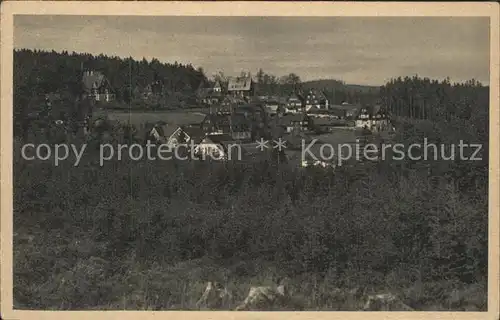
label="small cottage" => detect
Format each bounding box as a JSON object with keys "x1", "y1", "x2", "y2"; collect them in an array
[
  {"x1": 370, "y1": 106, "x2": 390, "y2": 132},
  {"x1": 165, "y1": 126, "x2": 206, "y2": 148},
  {"x1": 194, "y1": 134, "x2": 236, "y2": 160},
  {"x1": 143, "y1": 79, "x2": 164, "y2": 98},
  {"x1": 304, "y1": 90, "x2": 329, "y2": 111},
  {"x1": 355, "y1": 107, "x2": 372, "y2": 129},
  {"x1": 263, "y1": 100, "x2": 281, "y2": 116},
  {"x1": 82, "y1": 70, "x2": 115, "y2": 102},
  {"x1": 227, "y1": 74, "x2": 255, "y2": 98},
  {"x1": 278, "y1": 113, "x2": 312, "y2": 133},
  {"x1": 286, "y1": 93, "x2": 303, "y2": 114}
]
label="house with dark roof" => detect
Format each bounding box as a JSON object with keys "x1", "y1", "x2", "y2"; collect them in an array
[
  {"x1": 213, "y1": 81, "x2": 223, "y2": 94},
  {"x1": 144, "y1": 121, "x2": 170, "y2": 143},
  {"x1": 304, "y1": 90, "x2": 329, "y2": 111},
  {"x1": 230, "y1": 114, "x2": 252, "y2": 141},
  {"x1": 354, "y1": 105, "x2": 390, "y2": 131},
  {"x1": 143, "y1": 80, "x2": 164, "y2": 99},
  {"x1": 329, "y1": 103, "x2": 360, "y2": 119},
  {"x1": 227, "y1": 75, "x2": 255, "y2": 99},
  {"x1": 201, "y1": 114, "x2": 230, "y2": 134},
  {"x1": 197, "y1": 81, "x2": 224, "y2": 106},
  {"x1": 144, "y1": 122, "x2": 179, "y2": 144},
  {"x1": 201, "y1": 113, "x2": 253, "y2": 142},
  {"x1": 82, "y1": 70, "x2": 115, "y2": 102},
  {"x1": 278, "y1": 113, "x2": 312, "y2": 133},
  {"x1": 263, "y1": 99, "x2": 284, "y2": 116},
  {"x1": 286, "y1": 93, "x2": 303, "y2": 113},
  {"x1": 355, "y1": 106, "x2": 372, "y2": 129},
  {"x1": 370, "y1": 106, "x2": 390, "y2": 132}
]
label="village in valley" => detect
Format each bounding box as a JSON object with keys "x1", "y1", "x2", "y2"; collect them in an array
[{"x1": 46, "y1": 67, "x2": 394, "y2": 168}]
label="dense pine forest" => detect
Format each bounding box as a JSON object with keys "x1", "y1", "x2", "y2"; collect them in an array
[
  {"x1": 14, "y1": 49, "x2": 207, "y2": 99},
  {"x1": 13, "y1": 49, "x2": 208, "y2": 123},
  {"x1": 381, "y1": 76, "x2": 489, "y2": 121}
]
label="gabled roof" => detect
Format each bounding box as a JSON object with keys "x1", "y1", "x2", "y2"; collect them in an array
[
  {"x1": 82, "y1": 71, "x2": 109, "y2": 92},
  {"x1": 161, "y1": 124, "x2": 182, "y2": 138},
  {"x1": 213, "y1": 81, "x2": 222, "y2": 90},
  {"x1": 227, "y1": 77, "x2": 253, "y2": 91},
  {"x1": 305, "y1": 89, "x2": 327, "y2": 100}
]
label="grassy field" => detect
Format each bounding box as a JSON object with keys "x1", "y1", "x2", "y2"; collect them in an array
[{"x1": 96, "y1": 110, "x2": 208, "y2": 127}]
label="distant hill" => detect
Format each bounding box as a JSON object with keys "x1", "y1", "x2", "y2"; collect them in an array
[{"x1": 302, "y1": 79, "x2": 380, "y2": 94}]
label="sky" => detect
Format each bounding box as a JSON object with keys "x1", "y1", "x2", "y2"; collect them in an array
[{"x1": 14, "y1": 15, "x2": 490, "y2": 86}]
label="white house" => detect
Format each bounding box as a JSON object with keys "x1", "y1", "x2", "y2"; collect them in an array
[
  {"x1": 354, "y1": 106, "x2": 391, "y2": 132},
  {"x1": 304, "y1": 90, "x2": 329, "y2": 111},
  {"x1": 193, "y1": 134, "x2": 236, "y2": 160},
  {"x1": 286, "y1": 94, "x2": 303, "y2": 113},
  {"x1": 355, "y1": 107, "x2": 372, "y2": 129},
  {"x1": 163, "y1": 126, "x2": 206, "y2": 148},
  {"x1": 370, "y1": 107, "x2": 390, "y2": 132}
]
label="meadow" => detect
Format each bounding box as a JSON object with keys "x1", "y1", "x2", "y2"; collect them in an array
[{"x1": 95, "y1": 109, "x2": 208, "y2": 128}]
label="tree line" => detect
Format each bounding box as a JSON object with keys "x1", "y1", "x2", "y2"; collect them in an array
[
  {"x1": 13, "y1": 49, "x2": 208, "y2": 112},
  {"x1": 380, "y1": 76, "x2": 488, "y2": 121},
  {"x1": 210, "y1": 69, "x2": 380, "y2": 105}
]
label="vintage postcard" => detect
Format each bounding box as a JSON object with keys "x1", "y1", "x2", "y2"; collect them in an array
[{"x1": 1, "y1": 1, "x2": 499, "y2": 320}]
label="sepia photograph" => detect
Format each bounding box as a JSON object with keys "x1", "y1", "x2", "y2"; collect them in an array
[{"x1": 1, "y1": 1, "x2": 499, "y2": 319}]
